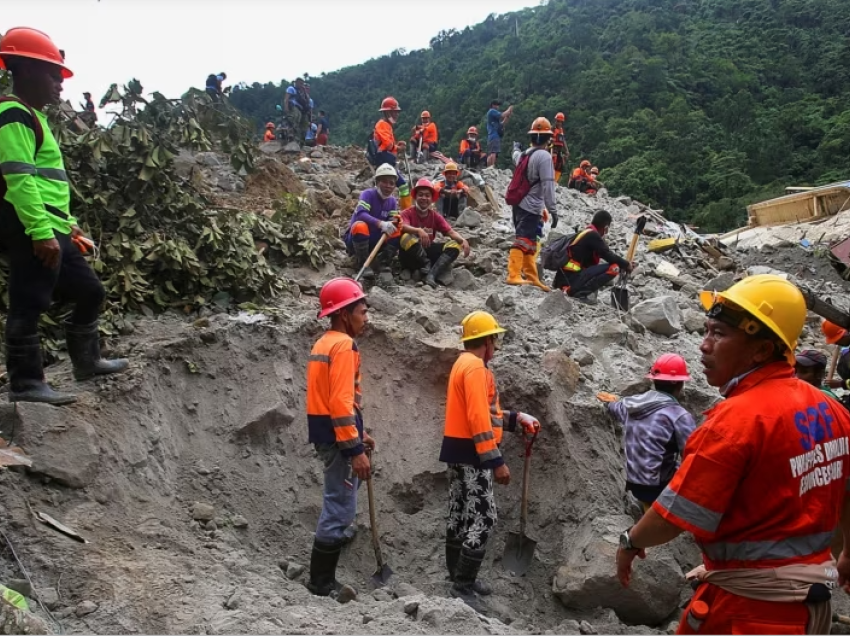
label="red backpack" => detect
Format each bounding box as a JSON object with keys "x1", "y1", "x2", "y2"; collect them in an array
[{"x1": 505, "y1": 147, "x2": 545, "y2": 206}]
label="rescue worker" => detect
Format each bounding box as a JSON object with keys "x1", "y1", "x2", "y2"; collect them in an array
[
  {"x1": 795, "y1": 349, "x2": 841, "y2": 401},
  {"x1": 553, "y1": 210, "x2": 632, "y2": 304},
  {"x1": 433, "y1": 162, "x2": 469, "y2": 220},
  {"x1": 410, "y1": 111, "x2": 438, "y2": 161},
  {"x1": 373, "y1": 96, "x2": 411, "y2": 210},
  {"x1": 486, "y1": 100, "x2": 512, "y2": 167},
  {"x1": 506, "y1": 117, "x2": 558, "y2": 292},
  {"x1": 263, "y1": 122, "x2": 276, "y2": 142},
  {"x1": 617, "y1": 274, "x2": 850, "y2": 635},
  {"x1": 459, "y1": 126, "x2": 484, "y2": 169},
  {"x1": 586, "y1": 167, "x2": 603, "y2": 196},
  {"x1": 205, "y1": 72, "x2": 226, "y2": 100},
  {"x1": 82, "y1": 91, "x2": 95, "y2": 114},
  {"x1": 440, "y1": 311, "x2": 541, "y2": 608},
  {"x1": 605, "y1": 354, "x2": 695, "y2": 512},
  {"x1": 306, "y1": 277, "x2": 376, "y2": 601},
  {"x1": 399, "y1": 178, "x2": 470, "y2": 288},
  {"x1": 550, "y1": 112, "x2": 570, "y2": 183},
  {"x1": 344, "y1": 164, "x2": 401, "y2": 281},
  {"x1": 284, "y1": 77, "x2": 312, "y2": 141},
  {"x1": 822, "y1": 321, "x2": 850, "y2": 393},
  {"x1": 0, "y1": 27, "x2": 128, "y2": 405},
  {"x1": 567, "y1": 160, "x2": 592, "y2": 193}
]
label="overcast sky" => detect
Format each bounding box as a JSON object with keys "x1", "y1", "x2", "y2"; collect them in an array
[{"x1": 4, "y1": 1, "x2": 537, "y2": 114}]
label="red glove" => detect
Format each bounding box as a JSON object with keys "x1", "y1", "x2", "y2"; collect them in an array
[{"x1": 517, "y1": 412, "x2": 540, "y2": 435}]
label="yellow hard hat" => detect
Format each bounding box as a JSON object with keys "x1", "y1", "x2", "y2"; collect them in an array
[
  {"x1": 461, "y1": 311, "x2": 506, "y2": 342},
  {"x1": 444, "y1": 161, "x2": 459, "y2": 174},
  {"x1": 699, "y1": 274, "x2": 806, "y2": 365}
]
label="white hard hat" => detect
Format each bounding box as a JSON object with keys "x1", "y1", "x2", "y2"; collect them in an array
[{"x1": 375, "y1": 163, "x2": 397, "y2": 180}]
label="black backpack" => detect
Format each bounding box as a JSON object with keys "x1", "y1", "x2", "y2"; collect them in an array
[
  {"x1": 540, "y1": 228, "x2": 593, "y2": 272},
  {"x1": 365, "y1": 135, "x2": 379, "y2": 166}
]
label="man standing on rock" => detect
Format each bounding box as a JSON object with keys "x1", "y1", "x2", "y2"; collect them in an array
[
  {"x1": 284, "y1": 77, "x2": 312, "y2": 142},
  {"x1": 486, "y1": 100, "x2": 512, "y2": 167},
  {"x1": 440, "y1": 311, "x2": 541, "y2": 609},
  {"x1": 372, "y1": 96, "x2": 411, "y2": 210},
  {"x1": 344, "y1": 164, "x2": 402, "y2": 281},
  {"x1": 306, "y1": 277, "x2": 376, "y2": 602},
  {"x1": 398, "y1": 178, "x2": 470, "y2": 288},
  {"x1": 616, "y1": 274, "x2": 850, "y2": 635},
  {"x1": 0, "y1": 27, "x2": 128, "y2": 405}
]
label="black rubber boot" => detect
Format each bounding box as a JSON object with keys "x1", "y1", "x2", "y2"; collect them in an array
[
  {"x1": 446, "y1": 536, "x2": 492, "y2": 595},
  {"x1": 64, "y1": 320, "x2": 129, "y2": 381},
  {"x1": 6, "y1": 336, "x2": 77, "y2": 405},
  {"x1": 426, "y1": 251, "x2": 456, "y2": 288},
  {"x1": 307, "y1": 539, "x2": 343, "y2": 597},
  {"x1": 378, "y1": 242, "x2": 399, "y2": 275},
  {"x1": 450, "y1": 547, "x2": 490, "y2": 612},
  {"x1": 353, "y1": 240, "x2": 375, "y2": 281}
]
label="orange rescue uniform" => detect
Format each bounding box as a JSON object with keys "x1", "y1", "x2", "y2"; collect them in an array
[
  {"x1": 422, "y1": 122, "x2": 438, "y2": 146},
  {"x1": 263, "y1": 130, "x2": 275, "y2": 142},
  {"x1": 459, "y1": 139, "x2": 481, "y2": 155},
  {"x1": 374, "y1": 119, "x2": 398, "y2": 155},
  {"x1": 306, "y1": 330, "x2": 364, "y2": 457},
  {"x1": 434, "y1": 180, "x2": 469, "y2": 197},
  {"x1": 439, "y1": 352, "x2": 518, "y2": 468},
  {"x1": 653, "y1": 363, "x2": 850, "y2": 634}
]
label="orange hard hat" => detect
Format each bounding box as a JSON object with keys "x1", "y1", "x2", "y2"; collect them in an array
[
  {"x1": 444, "y1": 162, "x2": 460, "y2": 174},
  {"x1": 528, "y1": 116, "x2": 553, "y2": 135},
  {"x1": 380, "y1": 96, "x2": 401, "y2": 112},
  {"x1": 421, "y1": 110, "x2": 431, "y2": 119},
  {"x1": 555, "y1": 112, "x2": 565, "y2": 122},
  {"x1": 822, "y1": 320, "x2": 848, "y2": 345},
  {"x1": 265, "y1": 122, "x2": 275, "y2": 129},
  {"x1": 317, "y1": 277, "x2": 366, "y2": 319},
  {"x1": 467, "y1": 126, "x2": 478, "y2": 135},
  {"x1": 646, "y1": 353, "x2": 691, "y2": 382},
  {"x1": 580, "y1": 159, "x2": 591, "y2": 168},
  {"x1": 0, "y1": 27, "x2": 73, "y2": 78},
  {"x1": 413, "y1": 178, "x2": 438, "y2": 202}
]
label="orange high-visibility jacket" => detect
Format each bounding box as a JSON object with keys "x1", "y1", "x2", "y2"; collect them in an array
[
  {"x1": 552, "y1": 126, "x2": 567, "y2": 148},
  {"x1": 422, "y1": 122, "x2": 438, "y2": 145},
  {"x1": 306, "y1": 330, "x2": 364, "y2": 457},
  {"x1": 263, "y1": 130, "x2": 275, "y2": 142},
  {"x1": 459, "y1": 139, "x2": 481, "y2": 155},
  {"x1": 439, "y1": 352, "x2": 518, "y2": 468},
  {"x1": 654, "y1": 362, "x2": 850, "y2": 570},
  {"x1": 434, "y1": 180, "x2": 469, "y2": 197},
  {"x1": 374, "y1": 119, "x2": 397, "y2": 154}
]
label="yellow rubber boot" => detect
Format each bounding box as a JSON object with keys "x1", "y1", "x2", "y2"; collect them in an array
[
  {"x1": 522, "y1": 253, "x2": 551, "y2": 292},
  {"x1": 505, "y1": 249, "x2": 531, "y2": 286}
]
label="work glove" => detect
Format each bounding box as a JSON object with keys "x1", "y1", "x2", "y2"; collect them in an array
[
  {"x1": 379, "y1": 221, "x2": 396, "y2": 235},
  {"x1": 517, "y1": 412, "x2": 540, "y2": 435},
  {"x1": 550, "y1": 210, "x2": 559, "y2": 229}
]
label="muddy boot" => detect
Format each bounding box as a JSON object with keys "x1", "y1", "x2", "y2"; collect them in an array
[
  {"x1": 6, "y1": 335, "x2": 77, "y2": 405},
  {"x1": 407, "y1": 242, "x2": 432, "y2": 280},
  {"x1": 353, "y1": 240, "x2": 375, "y2": 281},
  {"x1": 574, "y1": 291, "x2": 598, "y2": 305},
  {"x1": 378, "y1": 242, "x2": 399, "y2": 276},
  {"x1": 450, "y1": 547, "x2": 489, "y2": 613},
  {"x1": 64, "y1": 320, "x2": 129, "y2": 381},
  {"x1": 446, "y1": 537, "x2": 492, "y2": 595},
  {"x1": 426, "y1": 251, "x2": 455, "y2": 289},
  {"x1": 307, "y1": 539, "x2": 343, "y2": 597}
]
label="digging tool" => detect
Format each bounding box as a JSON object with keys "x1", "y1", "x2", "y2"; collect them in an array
[
  {"x1": 611, "y1": 215, "x2": 647, "y2": 311},
  {"x1": 365, "y1": 450, "x2": 393, "y2": 586},
  {"x1": 828, "y1": 346, "x2": 841, "y2": 384},
  {"x1": 416, "y1": 135, "x2": 424, "y2": 164},
  {"x1": 354, "y1": 234, "x2": 387, "y2": 282},
  {"x1": 799, "y1": 287, "x2": 850, "y2": 330},
  {"x1": 503, "y1": 432, "x2": 538, "y2": 576},
  {"x1": 834, "y1": 613, "x2": 850, "y2": 626}
]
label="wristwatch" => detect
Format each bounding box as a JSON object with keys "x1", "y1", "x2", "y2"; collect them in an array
[{"x1": 619, "y1": 527, "x2": 640, "y2": 551}]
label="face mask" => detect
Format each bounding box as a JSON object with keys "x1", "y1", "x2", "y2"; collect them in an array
[
  {"x1": 415, "y1": 199, "x2": 431, "y2": 212},
  {"x1": 388, "y1": 114, "x2": 398, "y2": 125}
]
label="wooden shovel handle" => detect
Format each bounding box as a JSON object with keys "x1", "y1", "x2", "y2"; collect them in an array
[
  {"x1": 355, "y1": 234, "x2": 387, "y2": 282},
  {"x1": 828, "y1": 346, "x2": 841, "y2": 383}
]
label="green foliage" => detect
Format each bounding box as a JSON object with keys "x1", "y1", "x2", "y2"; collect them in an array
[{"x1": 230, "y1": 0, "x2": 850, "y2": 232}]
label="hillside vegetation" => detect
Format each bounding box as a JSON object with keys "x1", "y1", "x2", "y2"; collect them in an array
[{"x1": 230, "y1": 0, "x2": 850, "y2": 232}]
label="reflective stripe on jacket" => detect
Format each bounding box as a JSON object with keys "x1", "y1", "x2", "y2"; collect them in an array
[{"x1": 306, "y1": 330, "x2": 364, "y2": 457}]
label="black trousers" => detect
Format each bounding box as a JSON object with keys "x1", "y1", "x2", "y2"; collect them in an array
[
  {"x1": 0, "y1": 206, "x2": 104, "y2": 337},
  {"x1": 553, "y1": 262, "x2": 619, "y2": 295}
]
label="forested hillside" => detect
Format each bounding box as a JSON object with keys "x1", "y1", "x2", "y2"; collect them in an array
[{"x1": 230, "y1": 0, "x2": 850, "y2": 231}]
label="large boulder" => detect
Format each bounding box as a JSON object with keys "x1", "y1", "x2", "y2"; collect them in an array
[
  {"x1": 552, "y1": 514, "x2": 684, "y2": 625},
  {"x1": 630, "y1": 296, "x2": 682, "y2": 336}
]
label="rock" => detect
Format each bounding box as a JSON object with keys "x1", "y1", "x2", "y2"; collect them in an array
[
  {"x1": 541, "y1": 350, "x2": 581, "y2": 393},
  {"x1": 631, "y1": 296, "x2": 682, "y2": 336},
  {"x1": 371, "y1": 588, "x2": 393, "y2": 602},
  {"x1": 717, "y1": 256, "x2": 736, "y2": 271},
  {"x1": 199, "y1": 152, "x2": 221, "y2": 167},
  {"x1": 283, "y1": 141, "x2": 301, "y2": 153},
  {"x1": 192, "y1": 502, "x2": 216, "y2": 522},
  {"x1": 683, "y1": 310, "x2": 705, "y2": 335},
  {"x1": 75, "y1": 600, "x2": 98, "y2": 617},
  {"x1": 0, "y1": 403, "x2": 100, "y2": 488},
  {"x1": 259, "y1": 142, "x2": 281, "y2": 155},
  {"x1": 403, "y1": 600, "x2": 420, "y2": 615},
  {"x1": 572, "y1": 347, "x2": 595, "y2": 366},
  {"x1": 552, "y1": 514, "x2": 684, "y2": 625},
  {"x1": 393, "y1": 582, "x2": 421, "y2": 598},
  {"x1": 238, "y1": 402, "x2": 295, "y2": 439},
  {"x1": 747, "y1": 265, "x2": 788, "y2": 279},
  {"x1": 310, "y1": 150, "x2": 324, "y2": 159},
  {"x1": 704, "y1": 272, "x2": 735, "y2": 292},
  {"x1": 365, "y1": 286, "x2": 401, "y2": 315},
  {"x1": 667, "y1": 621, "x2": 680, "y2": 634},
  {"x1": 595, "y1": 320, "x2": 630, "y2": 339},
  {"x1": 285, "y1": 563, "x2": 305, "y2": 580},
  {"x1": 455, "y1": 209, "x2": 483, "y2": 229},
  {"x1": 485, "y1": 293, "x2": 504, "y2": 312},
  {"x1": 416, "y1": 315, "x2": 441, "y2": 334},
  {"x1": 224, "y1": 591, "x2": 240, "y2": 610},
  {"x1": 452, "y1": 269, "x2": 476, "y2": 290},
  {"x1": 378, "y1": 272, "x2": 395, "y2": 287},
  {"x1": 37, "y1": 587, "x2": 59, "y2": 610},
  {"x1": 336, "y1": 584, "x2": 357, "y2": 604},
  {"x1": 420, "y1": 608, "x2": 442, "y2": 628},
  {"x1": 538, "y1": 291, "x2": 573, "y2": 319},
  {"x1": 555, "y1": 620, "x2": 583, "y2": 634},
  {"x1": 231, "y1": 514, "x2": 249, "y2": 529},
  {"x1": 277, "y1": 559, "x2": 289, "y2": 571},
  {"x1": 205, "y1": 520, "x2": 217, "y2": 531},
  {"x1": 328, "y1": 176, "x2": 350, "y2": 198},
  {"x1": 579, "y1": 621, "x2": 597, "y2": 635}
]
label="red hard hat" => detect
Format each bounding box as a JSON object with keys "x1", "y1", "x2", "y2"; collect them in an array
[
  {"x1": 467, "y1": 126, "x2": 478, "y2": 135},
  {"x1": 380, "y1": 96, "x2": 401, "y2": 112},
  {"x1": 265, "y1": 122, "x2": 275, "y2": 129},
  {"x1": 421, "y1": 110, "x2": 431, "y2": 119},
  {"x1": 413, "y1": 178, "x2": 438, "y2": 202},
  {"x1": 317, "y1": 277, "x2": 366, "y2": 319},
  {"x1": 822, "y1": 320, "x2": 848, "y2": 345},
  {"x1": 646, "y1": 353, "x2": 691, "y2": 382},
  {"x1": 555, "y1": 112, "x2": 565, "y2": 122},
  {"x1": 580, "y1": 159, "x2": 591, "y2": 168},
  {"x1": 0, "y1": 27, "x2": 73, "y2": 78}
]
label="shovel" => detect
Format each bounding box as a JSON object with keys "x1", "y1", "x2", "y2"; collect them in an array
[
  {"x1": 503, "y1": 433, "x2": 538, "y2": 576},
  {"x1": 828, "y1": 346, "x2": 841, "y2": 384},
  {"x1": 365, "y1": 450, "x2": 393, "y2": 586},
  {"x1": 611, "y1": 215, "x2": 647, "y2": 311},
  {"x1": 354, "y1": 234, "x2": 386, "y2": 282}
]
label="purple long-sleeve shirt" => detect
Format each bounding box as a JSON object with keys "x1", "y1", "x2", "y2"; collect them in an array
[
  {"x1": 345, "y1": 187, "x2": 398, "y2": 239},
  {"x1": 608, "y1": 390, "x2": 696, "y2": 487}
]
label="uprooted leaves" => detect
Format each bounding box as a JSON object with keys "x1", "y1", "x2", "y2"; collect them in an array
[
  {"x1": 0, "y1": 437, "x2": 32, "y2": 469},
  {"x1": 0, "y1": 77, "x2": 336, "y2": 344}
]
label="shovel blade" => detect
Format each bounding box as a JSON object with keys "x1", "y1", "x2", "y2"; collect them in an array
[
  {"x1": 611, "y1": 286, "x2": 630, "y2": 311},
  {"x1": 371, "y1": 563, "x2": 393, "y2": 587},
  {"x1": 502, "y1": 531, "x2": 537, "y2": 576}
]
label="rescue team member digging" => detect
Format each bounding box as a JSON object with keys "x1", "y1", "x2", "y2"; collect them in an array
[
  {"x1": 0, "y1": 27, "x2": 128, "y2": 406},
  {"x1": 344, "y1": 163, "x2": 401, "y2": 282},
  {"x1": 617, "y1": 274, "x2": 850, "y2": 635},
  {"x1": 306, "y1": 277, "x2": 376, "y2": 602},
  {"x1": 606, "y1": 354, "x2": 695, "y2": 512},
  {"x1": 398, "y1": 178, "x2": 470, "y2": 288},
  {"x1": 440, "y1": 311, "x2": 541, "y2": 609}
]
